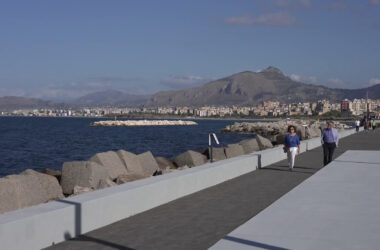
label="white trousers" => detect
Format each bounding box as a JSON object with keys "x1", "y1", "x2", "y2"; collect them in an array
[{"x1": 287, "y1": 147, "x2": 298, "y2": 169}]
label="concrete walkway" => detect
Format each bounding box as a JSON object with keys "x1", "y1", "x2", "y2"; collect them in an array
[
  {"x1": 211, "y1": 150, "x2": 380, "y2": 250},
  {"x1": 46, "y1": 130, "x2": 380, "y2": 250}
]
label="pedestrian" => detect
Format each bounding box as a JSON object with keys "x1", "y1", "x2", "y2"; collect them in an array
[
  {"x1": 364, "y1": 119, "x2": 368, "y2": 132},
  {"x1": 284, "y1": 125, "x2": 300, "y2": 171},
  {"x1": 372, "y1": 120, "x2": 377, "y2": 131},
  {"x1": 321, "y1": 121, "x2": 339, "y2": 166},
  {"x1": 355, "y1": 119, "x2": 360, "y2": 132}
]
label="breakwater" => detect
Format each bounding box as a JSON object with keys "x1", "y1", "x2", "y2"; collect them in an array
[
  {"x1": 90, "y1": 120, "x2": 198, "y2": 126},
  {"x1": 0, "y1": 125, "x2": 362, "y2": 250}
]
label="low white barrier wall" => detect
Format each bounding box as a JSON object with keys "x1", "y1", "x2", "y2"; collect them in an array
[
  {"x1": 0, "y1": 154, "x2": 258, "y2": 250},
  {"x1": 0, "y1": 128, "x2": 359, "y2": 250},
  {"x1": 252, "y1": 146, "x2": 287, "y2": 168}
]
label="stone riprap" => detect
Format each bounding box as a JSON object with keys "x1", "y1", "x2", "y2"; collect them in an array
[
  {"x1": 224, "y1": 144, "x2": 245, "y2": 158},
  {"x1": 90, "y1": 151, "x2": 129, "y2": 180},
  {"x1": 222, "y1": 119, "x2": 349, "y2": 143},
  {"x1": 256, "y1": 134, "x2": 274, "y2": 150},
  {"x1": 239, "y1": 138, "x2": 260, "y2": 154},
  {"x1": 61, "y1": 161, "x2": 109, "y2": 195},
  {"x1": 0, "y1": 123, "x2": 268, "y2": 215},
  {"x1": 0, "y1": 169, "x2": 63, "y2": 214},
  {"x1": 209, "y1": 147, "x2": 227, "y2": 162},
  {"x1": 174, "y1": 150, "x2": 207, "y2": 168},
  {"x1": 137, "y1": 151, "x2": 160, "y2": 176},
  {"x1": 155, "y1": 157, "x2": 177, "y2": 170},
  {"x1": 91, "y1": 120, "x2": 198, "y2": 126}
]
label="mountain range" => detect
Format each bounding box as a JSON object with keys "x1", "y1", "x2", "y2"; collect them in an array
[
  {"x1": 146, "y1": 67, "x2": 380, "y2": 107},
  {"x1": 0, "y1": 96, "x2": 69, "y2": 111},
  {"x1": 1, "y1": 66, "x2": 380, "y2": 110}
]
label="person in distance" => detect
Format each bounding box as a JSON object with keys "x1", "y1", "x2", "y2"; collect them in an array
[
  {"x1": 321, "y1": 121, "x2": 339, "y2": 166},
  {"x1": 284, "y1": 125, "x2": 300, "y2": 171}
]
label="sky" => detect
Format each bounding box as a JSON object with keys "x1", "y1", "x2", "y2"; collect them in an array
[{"x1": 0, "y1": 0, "x2": 380, "y2": 101}]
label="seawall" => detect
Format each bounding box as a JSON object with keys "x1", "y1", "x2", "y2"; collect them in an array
[{"x1": 0, "y1": 128, "x2": 361, "y2": 250}]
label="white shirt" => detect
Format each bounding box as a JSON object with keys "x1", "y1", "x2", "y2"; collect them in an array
[{"x1": 355, "y1": 120, "x2": 360, "y2": 126}]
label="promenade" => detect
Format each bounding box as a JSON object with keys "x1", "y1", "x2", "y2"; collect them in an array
[{"x1": 46, "y1": 130, "x2": 380, "y2": 250}]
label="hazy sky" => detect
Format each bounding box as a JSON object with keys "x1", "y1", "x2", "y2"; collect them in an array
[{"x1": 1, "y1": 0, "x2": 380, "y2": 100}]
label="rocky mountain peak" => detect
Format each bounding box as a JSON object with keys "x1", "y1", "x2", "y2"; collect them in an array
[{"x1": 260, "y1": 66, "x2": 284, "y2": 75}]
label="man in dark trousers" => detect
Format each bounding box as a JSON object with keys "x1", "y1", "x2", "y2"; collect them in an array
[{"x1": 321, "y1": 121, "x2": 339, "y2": 166}]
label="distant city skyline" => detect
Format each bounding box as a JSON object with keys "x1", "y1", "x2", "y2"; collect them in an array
[{"x1": 1, "y1": 0, "x2": 380, "y2": 101}]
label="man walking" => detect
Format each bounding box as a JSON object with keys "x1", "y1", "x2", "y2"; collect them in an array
[{"x1": 321, "y1": 121, "x2": 339, "y2": 166}]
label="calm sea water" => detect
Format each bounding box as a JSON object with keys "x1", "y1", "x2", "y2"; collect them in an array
[{"x1": 0, "y1": 117, "x2": 258, "y2": 177}]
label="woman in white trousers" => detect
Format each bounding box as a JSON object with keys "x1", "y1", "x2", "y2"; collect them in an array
[{"x1": 284, "y1": 125, "x2": 301, "y2": 171}]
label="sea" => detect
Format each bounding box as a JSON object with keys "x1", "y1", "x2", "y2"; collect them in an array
[{"x1": 0, "y1": 116, "x2": 263, "y2": 177}]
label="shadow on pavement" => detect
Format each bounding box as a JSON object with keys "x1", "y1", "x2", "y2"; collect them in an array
[{"x1": 223, "y1": 236, "x2": 290, "y2": 250}]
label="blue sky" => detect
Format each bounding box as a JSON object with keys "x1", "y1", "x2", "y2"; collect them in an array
[{"x1": 0, "y1": 0, "x2": 380, "y2": 100}]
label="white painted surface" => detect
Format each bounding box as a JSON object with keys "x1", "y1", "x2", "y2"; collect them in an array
[{"x1": 211, "y1": 150, "x2": 380, "y2": 250}]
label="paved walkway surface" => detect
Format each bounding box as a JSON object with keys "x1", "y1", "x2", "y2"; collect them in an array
[
  {"x1": 211, "y1": 150, "x2": 380, "y2": 250},
  {"x1": 46, "y1": 130, "x2": 380, "y2": 250}
]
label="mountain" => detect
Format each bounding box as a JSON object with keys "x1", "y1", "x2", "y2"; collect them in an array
[
  {"x1": 0, "y1": 96, "x2": 63, "y2": 111},
  {"x1": 146, "y1": 67, "x2": 380, "y2": 107},
  {"x1": 74, "y1": 89, "x2": 150, "y2": 107}
]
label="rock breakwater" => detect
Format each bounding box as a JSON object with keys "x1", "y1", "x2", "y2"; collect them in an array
[
  {"x1": 0, "y1": 132, "x2": 274, "y2": 214},
  {"x1": 222, "y1": 119, "x2": 351, "y2": 144},
  {"x1": 91, "y1": 120, "x2": 198, "y2": 126}
]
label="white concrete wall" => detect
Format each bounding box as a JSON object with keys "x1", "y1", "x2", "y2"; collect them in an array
[
  {"x1": 0, "y1": 128, "x2": 359, "y2": 250},
  {"x1": 0, "y1": 154, "x2": 258, "y2": 250}
]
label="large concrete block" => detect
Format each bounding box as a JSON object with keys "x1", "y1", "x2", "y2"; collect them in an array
[
  {"x1": 21, "y1": 170, "x2": 64, "y2": 201},
  {"x1": 116, "y1": 173, "x2": 147, "y2": 184},
  {"x1": 275, "y1": 133, "x2": 287, "y2": 145},
  {"x1": 224, "y1": 144, "x2": 245, "y2": 158},
  {"x1": 137, "y1": 151, "x2": 160, "y2": 176},
  {"x1": 256, "y1": 134, "x2": 273, "y2": 150},
  {"x1": 296, "y1": 126, "x2": 307, "y2": 140},
  {"x1": 0, "y1": 169, "x2": 63, "y2": 214},
  {"x1": 174, "y1": 150, "x2": 207, "y2": 168},
  {"x1": 209, "y1": 147, "x2": 227, "y2": 162},
  {"x1": 117, "y1": 150, "x2": 144, "y2": 173},
  {"x1": 307, "y1": 126, "x2": 321, "y2": 138},
  {"x1": 90, "y1": 151, "x2": 128, "y2": 180},
  {"x1": 61, "y1": 161, "x2": 109, "y2": 195},
  {"x1": 155, "y1": 157, "x2": 176, "y2": 170},
  {"x1": 239, "y1": 138, "x2": 260, "y2": 153}
]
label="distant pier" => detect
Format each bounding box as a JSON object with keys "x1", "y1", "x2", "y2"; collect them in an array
[{"x1": 90, "y1": 120, "x2": 198, "y2": 126}]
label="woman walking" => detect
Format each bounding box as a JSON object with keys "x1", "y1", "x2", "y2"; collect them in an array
[{"x1": 284, "y1": 125, "x2": 300, "y2": 171}]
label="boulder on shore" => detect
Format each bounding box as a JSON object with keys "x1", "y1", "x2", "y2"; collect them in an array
[
  {"x1": 239, "y1": 138, "x2": 260, "y2": 154},
  {"x1": 174, "y1": 150, "x2": 207, "y2": 168},
  {"x1": 61, "y1": 161, "x2": 109, "y2": 195},
  {"x1": 97, "y1": 178, "x2": 117, "y2": 189},
  {"x1": 89, "y1": 151, "x2": 128, "y2": 180},
  {"x1": 73, "y1": 186, "x2": 93, "y2": 196},
  {"x1": 0, "y1": 169, "x2": 64, "y2": 214},
  {"x1": 276, "y1": 133, "x2": 287, "y2": 145},
  {"x1": 256, "y1": 135, "x2": 274, "y2": 150},
  {"x1": 40, "y1": 168, "x2": 62, "y2": 182},
  {"x1": 116, "y1": 173, "x2": 147, "y2": 184},
  {"x1": 117, "y1": 150, "x2": 144, "y2": 174},
  {"x1": 224, "y1": 144, "x2": 245, "y2": 158},
  {"x1": 209, "y1": 147, "x2": 227, "y2": 162},
  {"x1": 155, "y1": 157, "x2": 177, "y2": 170},
  {"x1": 137, "y1": 151, "x2": 160, "y2": 176}
]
